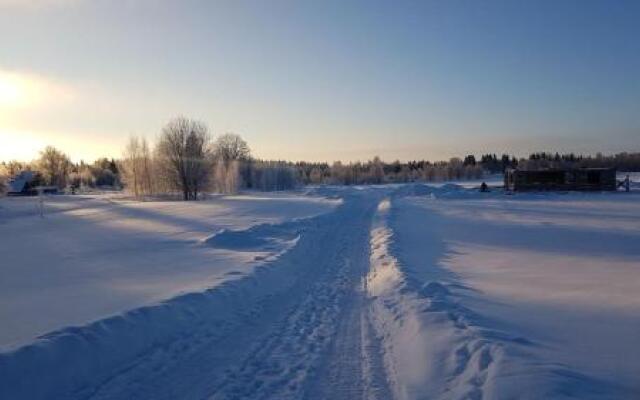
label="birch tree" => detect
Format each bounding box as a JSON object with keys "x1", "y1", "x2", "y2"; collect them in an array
[{"x1": 122, "y1": 136, "x2": 154, "y2": 198}]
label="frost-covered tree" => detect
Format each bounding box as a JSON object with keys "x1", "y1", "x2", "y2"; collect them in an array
[
  {"x1": 2, "y1": 160, "x2": 29, "y2": 177},
  {"x1": 211, "y1": 133, "x2": 250, "y2": 194},
  {"x1": 156, "y1": 117, "x2": 213, "y2": 200},
  {"x1": 0, "y1": 168, "x2": 6, "y2": 195},
  {"x1": 309, "y1": 167, "x2": 324, "y2": 184},
  {"x1": 213, "y1": 158, "x2": 241, "y2": 194},
  {"x1": 214, "y1": 133, "x2": 251, "y2": 164},
  {"x1": 369, "y1": 156, "x2": 385, "y2": 184},
  {"x1": 91, "y1": 158, "x2": 119, "y2": 187},
  {"x1": 122, "y1": 137, "x2": 141, "y2": 197},
  {"x1": 38, "y1": 146, "x2": 72, "y2": 188},
  {"x1": 249, "y1": 161, "x2": 298, "y2": 191},
  {"x1": 121, "y1": 136, "x2": 154, "y2": 198}
]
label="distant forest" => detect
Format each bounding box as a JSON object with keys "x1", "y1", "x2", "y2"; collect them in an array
[{"x1": 1, "y1": 117, "x2": 639, "y2": 197}]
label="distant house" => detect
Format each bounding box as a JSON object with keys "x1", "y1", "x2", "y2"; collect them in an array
[
  {"x1": 504, "y1": 168, "x2": 617, "y2": 192},
  {"x1": 7, "y1": 171, "x2": 37, "y2": 196},
  {"x1": 6, "y1": 171, "x2": 59, "y2": 196}
]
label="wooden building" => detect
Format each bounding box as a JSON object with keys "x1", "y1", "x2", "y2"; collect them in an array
[{"x1": 504, "y1": 168, "x2": 617, "y2": 192}]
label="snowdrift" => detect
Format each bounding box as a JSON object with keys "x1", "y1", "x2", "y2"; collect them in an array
[{"x1": 203, "y1": 220, "x2": 303, "y2": 253}]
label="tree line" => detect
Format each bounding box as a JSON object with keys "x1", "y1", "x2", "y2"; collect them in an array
[
  {"x1": 2, "y1": 116, "x2": 640, "y2": 199},
  {"x1": 292, "y1": 156, "x2": 485, "y2": 185},
  {"x1": 519, "y1": 152, "x2": 640, "y2": 171}
]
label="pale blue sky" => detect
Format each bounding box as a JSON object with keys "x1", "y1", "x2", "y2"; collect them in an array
[{"x1": 1, "y1": 0, "x2": 638, "y2": 162}]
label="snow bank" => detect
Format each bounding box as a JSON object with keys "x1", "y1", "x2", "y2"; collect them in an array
[{"x1": 367, "y1": 198, "x2": 509, "y2": 399}]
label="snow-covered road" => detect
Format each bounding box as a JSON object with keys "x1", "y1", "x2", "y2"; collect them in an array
[{"x1": 1, "y1": 185, "x2": 639, "y2": 399}]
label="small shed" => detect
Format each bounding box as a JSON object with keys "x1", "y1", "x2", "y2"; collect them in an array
[{"x1": 504, "y1": 168, "x2": 617, "y2": 191}]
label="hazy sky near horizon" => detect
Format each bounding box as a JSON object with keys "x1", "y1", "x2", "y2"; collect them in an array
[{"x1": 1, "y1": 0, "x2": 639, "y2": 162}]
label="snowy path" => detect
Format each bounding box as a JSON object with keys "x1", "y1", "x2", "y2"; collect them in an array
[{"x1": 207, "y1": 192, "x2": 389, "y2": 400}]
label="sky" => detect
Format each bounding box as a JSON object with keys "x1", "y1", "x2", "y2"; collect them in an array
[{"x1": 0, "y1": 0, "x2": 639, "y2": 163}]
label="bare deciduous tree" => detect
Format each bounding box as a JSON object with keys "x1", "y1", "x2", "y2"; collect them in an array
[
  {"x1": 38, "y1": 146, "x2": 71, "y2": 188},
  {"x1": 123, "y1": 137, "x2": 141, "y2": 197},
  {"x1": 140, "y1": 138, "x2": 153, "y2": 196},
  {"x1": 214, "y1": 133, "x2": 251, "y2": 165},
  {"x1": 121, "y1": 136, "x2": 154, "y2": 198},
  {"x1": 211, "y1": 133, "x2": 251, "y2": 194},
  {"x1": 2, "y1": 161, "x2": 28, "y2": 177},
  {"x1": 156, "y1": 117, "x2": 212, "y2": 200}
]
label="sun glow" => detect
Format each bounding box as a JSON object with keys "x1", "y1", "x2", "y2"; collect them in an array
[
  {"x1": 0, "y1": 70, "x2": 74, "y2": 110},
  {"x1": 0, "y1": 73, "x2": 29, "y2": 108}
]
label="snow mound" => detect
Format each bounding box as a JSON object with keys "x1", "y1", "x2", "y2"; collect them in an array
[
  {"x1": 418, "y1": 281, "x2": 451, "y2": 298},
  {"x1": 203, "y1": 221, "x2": 303, "y2": 252}
]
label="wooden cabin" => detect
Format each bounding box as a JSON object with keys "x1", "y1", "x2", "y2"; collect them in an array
[{"x1": 504, "y1": 168, "x2": 617, "y2": 192}]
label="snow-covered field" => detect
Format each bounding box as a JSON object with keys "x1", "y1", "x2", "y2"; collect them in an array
[
  {"x1": 0, "y1": 193, "x2": 340, "y2": 350},
  {"x1": 374, "y1": 186, "x2": 640, "y2": 399},
  {"x1": 1, "y1": 184, "x2": 639, "y2": 399}
]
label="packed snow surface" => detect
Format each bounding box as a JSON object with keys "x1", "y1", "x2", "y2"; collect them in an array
[{"x1": 1, "y1": 184, "x2": 639, "y2": 399}]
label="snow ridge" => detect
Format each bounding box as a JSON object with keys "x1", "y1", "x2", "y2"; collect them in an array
[{"x1": 367, "y1": 197, "x2": 504, "y2": 399}]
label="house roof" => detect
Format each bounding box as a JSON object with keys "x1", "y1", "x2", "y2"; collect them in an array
[{"x1": 7, "y1": 171, "x2": 35, "y2": 193}]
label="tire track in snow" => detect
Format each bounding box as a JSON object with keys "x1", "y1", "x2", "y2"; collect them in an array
[
  {"x1": 207, "y1": 256, "x2": 354, "y2": 400},
  {"x1": 304, "y1": 267, "x2": 393, "y2": 400},
  {"x1": 308, "y1": 278, "x2": 366, "y2": 399}
]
